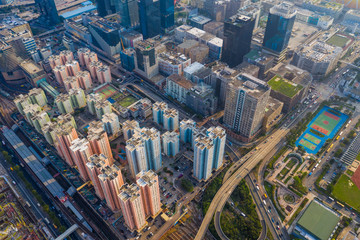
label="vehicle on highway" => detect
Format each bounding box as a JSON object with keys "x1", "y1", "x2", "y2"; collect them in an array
[{"x1": 263, "y1": 200, "x2": 267, "y2": 205}]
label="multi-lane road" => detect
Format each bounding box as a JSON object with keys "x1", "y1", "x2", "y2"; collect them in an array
[
  {"x1": 194, "y1": 126, "x2": 290, "y2": 240},
  {"x1": 195, "y1": 92, "x2": 322, "y2": 240}
]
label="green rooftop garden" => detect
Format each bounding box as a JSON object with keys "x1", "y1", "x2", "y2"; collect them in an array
[{"x1": 268, "y1": 75, "x2": 303, "y2": 98}]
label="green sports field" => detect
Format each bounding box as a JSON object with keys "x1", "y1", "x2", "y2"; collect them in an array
[
  {"x1": 332, "y1": 174, "x2": 360, "y2": 212},
  {"x1": 326, "y1": 34, "x2": 350, "y2": 48},
  {"x1": 118, "y1": 95, "x2": 137, "y2": 108},
  {"x1": 96, "y1": 85, "x2": 117, "y2": 99},
  {"x1": 304, "y1": 133, "x2": 321, "y2": 144},
  {"x1": 299, "y1": 139, "x2": 316, "y2": 150},
  {"x1": 310, "y1": 111, "x2": 340, "y2": 136}
]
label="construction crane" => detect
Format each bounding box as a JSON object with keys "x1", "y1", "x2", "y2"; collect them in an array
[{"x1": 121, "y1": 38, "x2": 125, "y2": 51}]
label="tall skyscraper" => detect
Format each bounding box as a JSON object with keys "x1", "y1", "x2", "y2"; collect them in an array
[
  {"x1": 88, "y1": 122, "x2": 114, "y2": 163},
  {"x1": 222, "y1": 15, "x2": 255, "y2": 68},
  {"x1": 160, "y1": 0, "x2": 174, "y2": 33},
  {"x1": 86, "y1": 154, "x2": 107, "y2": 199},
  {"x1": 263, "y1": 3, "x2": 296, "y2": 59},
  {"x1": 98, "y1": 164, "x2": 124, "y2": 211},
  {"x1": 118, "y1": 183, "x2": 147, "y2": 231},
  {"x1": 55, "y1": 125, "x2": 79, "y2": 166},
  {"x1": 70, "y1": 138, "x2": 93, "y2": 181},
  {"x1": 223, "y1": 73, "x2": 270, "y2": 139},
  {"x1": 193, "y1": 136, "x2": 214, "y2": 181},
  {"x1": 180, "y1": 119, "x2": 196, "y2": 144},
  {"x1": 152, "y1": 101, "x2": 168, "y2": 125},
  {"x1": 97, "y1": 0, "x2": 139, "y2": 27},
  {"x1": 162, "y1": 131, "x2": 180, "y2": 157},
  {"x1": 136, "y1": 170, "x2": 161, "y2": 218},
  {"x1": 138, "y1": 0, "x2": 161, "y2": 38},
  {"x1": 35, "y1": 0, "x2": 60, "y2": 25},
  {"x1": 207, "y1": 126, "x2": 226, "y2": 170}
]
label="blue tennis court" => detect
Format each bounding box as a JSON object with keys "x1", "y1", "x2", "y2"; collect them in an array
[
  {"x1": 107, "y1": 97, "x2": 115, "y2": 104},
  {"x1": 296, "y1": 106, "x2": 348, "y2": 154}
]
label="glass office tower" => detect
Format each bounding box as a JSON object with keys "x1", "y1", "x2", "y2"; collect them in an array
[
  {"x1": 221, "y1": 14, "x2": 255, "y2": 68},
  {"x1": 160, "y1": 0, "x2": 174, "y2": 33},
  {"x1": 262, "y1": 2, "x2": 296, "y2": 54},
  {"x1": 139, "y1": 0, "x2": 162, "y2": 38},
  {"x1": 35, "y1": 0, "x2": 60, "y2": 25},
  {"x1": 97, "y1": 0, "x2": 139, "y2": 28}
]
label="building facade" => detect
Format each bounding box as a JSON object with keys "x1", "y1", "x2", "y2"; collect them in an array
[
  {"x1": 223, "y1": 73, "x2": 270, "y2": 139},
  {"x1": 222, "y1": 15, "x2": 255, "y2": 68}
]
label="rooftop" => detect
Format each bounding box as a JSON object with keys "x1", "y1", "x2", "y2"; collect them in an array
[
  {"x1": 190, "y1": 15, "x2": 212, "y2": 25},
  {"x1": 119, "y1": 183, "x2": 141, "y2": 202},
  {"x1": 245, "y1": 49, "x2": 274, "y2": 65},
  {"x1": 19, "y1": 60, "x2": 44, "y2": 75},
  {"x1": 231, "y1": 73, "x2": 269, "y2": 98},
  {"x1": 177, "y1": 39, "x2": 199, "y2": 49},
  {"x1": 136, "y1": 170, "x2": 158, "y2": 187},
  {"x1": 60, "y1": 4, "x2": 97, "y2": 19},
  {"x1": 268, "y1": 63, "x2": 312, "y2": 87},
  {"x1": 158, "y1": 51, "x2": 189, "y2": 65},
  {"x1": 305, "y1": 0, "x2": 343, "y2": 11},
  {"x1": 163, "y1": 108, "x2": 178, "y2": 118},
  {"x1": 296, "y1": 200, "x2": 340, "y2": 240},
  {"x1": 167, "y1": 74, "x2": 195, "y2": 89},
  {"x1": 153, "y1": 101, "x2": 168, "y2": 111},
  {"x1": 162, "y1": 131, "x2": 180, "y2": 141},
  {"x1": 270, "y1": 2, "x2": 297, "y2": 18},
  {"x1": 268, "y1": 75, "x2": 303, "y2": 98},
  {"x1": 184, "y1": 62, "x2": 205, "y2": 75}
]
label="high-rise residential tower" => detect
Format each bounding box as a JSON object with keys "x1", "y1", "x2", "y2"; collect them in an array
[
  {"x1": 126, "y1": 136, "x2": 148, "y2": 178},
  {"x1": 163, "y1": 108, "x2": 179, "y2": 131},
  {"x1": 180, "y1": 119, "x2": 196, "y2": 144},
  {"x1": 102, "y1": 112, "x2": 120, "y2": 136},
  {"x1": 122, "y1": 120, "x2": 140, "y2": 141},
  {"x1": 55, "y1": 125, "x2": 79, "y2": 166},
  {"x1": 207, "y1": 126, "x2": 226, "y2": 170},
  {"x1": 162, "y1": 131, "x2": 180, "y2": 157},
  {"x1": 136, "y1": 170, "x2": 161, "y2": 218},
  {"x1": 222, "y1": 15, "x2": 255, "y2": 68},
  {"x1": 118, "y1": 183, "x2": 147, "y2": 231},
  {"x1": 98, "y1": 164, "x2": 124, "y2": 211},
  {"x1": 88, "y1": 121, "x2": 114, "y2": 163},
  {"x1": 152, "y1": 101, "x2": 168, "y2": 125},
  {"x1": 70, "y1": 138, "x2": 93, "y2": 181},
  {"x1": 193, "y1": 136, "x2": 214, "y2": 181},
  {"x1": 86, "y1": 154, "x2": 107, "y2": 199},
  {"x1": 223, "y1": 73, "x2": 270, "y2": 139}
]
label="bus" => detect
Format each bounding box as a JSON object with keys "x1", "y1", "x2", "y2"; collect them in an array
[
  {"x1": 328, "y1": 197, "x2": 334, "y2": 202},
  {"x1": 336, "y1": 201, "x2": 345, "y2": 208}
]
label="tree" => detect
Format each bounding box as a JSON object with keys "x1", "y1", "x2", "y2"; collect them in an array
[{"x1": 181, "y1": 179, "x2": 194, "y2": 192}]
